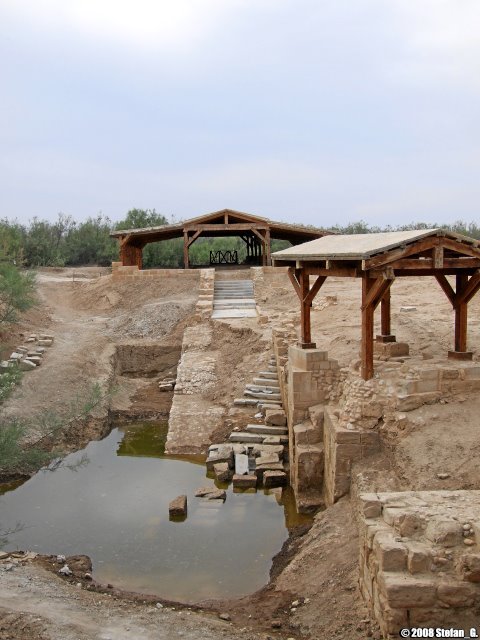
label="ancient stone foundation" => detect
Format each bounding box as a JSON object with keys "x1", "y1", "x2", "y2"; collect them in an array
[{"x1": 358, "y1": 490, "x2": 480, "y2": 637}]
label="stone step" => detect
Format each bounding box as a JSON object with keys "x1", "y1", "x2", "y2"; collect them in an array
[
  {"x1": 246, "y1": 383, "x2": 280, "y2": 393},
  {"x1": 258, "y1": 371, "x2": 278, "y2": 379},
  {"x1": 245, "y1": 424, "x2": 288, "y2": 436},
  {"x1": 214, "y1": 301, "x2": 256, "y2": 308},
  {"x1": 244, "y1": 390, "x2": 282, "y2": 401},
  {"x1": 253, "y1": 378, "x2": 279, "y2": 388},
  {"x1": 229, "y1": 432, "x2": 264, "y2": 444},
  {"x1": 233, "y1": 398, "x2": 258, "y2": 407},
  {"x1": 212, "y1": 309, "x2": 257, "y2": 319}
]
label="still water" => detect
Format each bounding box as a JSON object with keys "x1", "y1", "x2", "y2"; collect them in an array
[{"x1": 0, "y1": 422, "x2": 310, "y2": 602}]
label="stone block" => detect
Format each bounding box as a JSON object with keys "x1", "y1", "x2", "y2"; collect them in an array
[
  {"x1": 294, "y1": 421, "x2": 322, "y2": 445},
  {"x1": 378, "y1": 572, "x2": 437, "y2": 608},
  {"x1": 407, "y1": 543, "x2": 431, "y2": 574},
  {"x1": 335, "y1": 427, "x2": 361, "y2": 444},
  {"x1": 213, "y1": 462, "x2": 232, "y2": 483},
  {"x1": 18, "y1": 359, "x2": 36, "y2": 371},
  {"x1": 396, "y1": 512, "x2": 425, "y2": 538},
  {"x1": 194, "y1": 486, "x2": 226, "y2": 501},
  {"x1": 425, "y1": 519, "x2": 463, "y2": 547},
  {"x1": 289, "y1": 346, "x2": 328, "y2": 371},
  {"x1": 457, "y1": 553, "x2": 480, "y2": 583},
  {"x1": 373, "y1": 532, "x2": 407, "y2": 571},
  {"x1": 437, "y1": 579, "x2": 479, "y2": 607},
  {"x1": 360, "y1": 494, "x2": 382, "y2": 519},
  {"x1": 169, "y1": 495, "x2": 187, "y2": 517},
  {"x1": 308, "y1": 404, "x2": 324, "y2": 431},
  {"x1": 264, "y1": 409, "x2": 286, "y2": 426},
  {"x1": 263, "y1": 470, "x2": 287, "y2": 488},
  {"x1": 232, "y1": 474, "x2": 257, "y2": 489}
]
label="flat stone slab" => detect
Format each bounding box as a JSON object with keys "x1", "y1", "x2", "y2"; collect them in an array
[
  {"x1": 211, "y1": 309, "x2": 257, "y2": 319},
  {"x1": 256, "y1": 453, "x2": 280, "y2": 466},
  {"x1": 255, "y1": 462, "x2": 285, "y2": 478},
  {"x1": 253, "y1": 378, "x2": 280, "y2": 388},
  {"x1": 194, "y1": 487, "x2": 226, "y2": 501},
  {"x1": 245, "y1": 390, "x2": 281, "y2": 401},
  {"x1": 232, "y1": 474, "x2": 257, "y2": 489},
  {"x1": 18, "y1": 359, "x2": 36, "y2": 371},
  {"x1": 235, "y1": 453, "x2": 250, "y2": 475},
  {"x1": 258, "y1": 371, "x2": 278, "y2": 379},
  {"x1": 264, "y1": 471, "x2": 288, "y2": 488},
  {"x1": 246, "y1": 424, "x2": 288, "y2": 436},
  {"x1": 233, "y1": 398, "x2": 258, "y2": 407},
  {"x1": 229, "y1": 432, "x2": 264, "y2": 444},
  {"x1": 251, "y1": 444, "x2": 285, "y2": 458},
  {"x1": 169, "y1": 495, "x2": 187, "y2": 517}
]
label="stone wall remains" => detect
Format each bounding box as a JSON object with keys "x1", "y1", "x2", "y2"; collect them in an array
[{"x1": 358, "y1": 490, "x2": 480, "y2": 637}]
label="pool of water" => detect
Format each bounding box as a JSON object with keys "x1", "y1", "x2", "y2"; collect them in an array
[{"x1": 0, "y1": 422, "x2": 310, "y2": 602}]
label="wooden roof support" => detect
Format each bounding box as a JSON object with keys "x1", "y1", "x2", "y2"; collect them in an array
[
  {"x1": 288, "y1": 267, "x2": 326, "y2": 348},
  {"x1": 183, "y1": 232, "x2": 189, "y2": 269},
  {"x1": 361, "y1": 275, "x2": 394, "y2": 380}
]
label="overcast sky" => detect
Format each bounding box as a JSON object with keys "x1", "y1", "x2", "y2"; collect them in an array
[{"x1": 1, "y1": 1, "x2": 479, "y2": 227}]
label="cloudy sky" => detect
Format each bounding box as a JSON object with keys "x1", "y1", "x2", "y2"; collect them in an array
[{"x1": 1, "y1": 0, "x2": 479, "y2": 227}]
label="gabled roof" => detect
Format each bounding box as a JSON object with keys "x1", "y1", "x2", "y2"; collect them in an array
[
  {"x1": 272, "y1": 229, "x2": 480, "y2": 262},
  {"x1": 111, "y1": 208, "x2": 327, "y2": 244}
]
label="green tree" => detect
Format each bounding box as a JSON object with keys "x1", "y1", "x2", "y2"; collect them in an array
[{"x1": 0, "y1": 263, "x2": 36, "y2": 324}]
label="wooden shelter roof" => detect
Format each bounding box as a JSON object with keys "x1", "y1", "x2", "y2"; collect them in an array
[
  {"x1": 111, "y1": 208, "x2": 326, "y2": 243},
  {"x1": 272, "y1": 229, "x2": 480, "y2": 263}
]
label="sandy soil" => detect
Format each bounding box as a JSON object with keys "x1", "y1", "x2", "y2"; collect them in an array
[{"x1": 1, "y1": 268, "x2": 480, "y2": 639}]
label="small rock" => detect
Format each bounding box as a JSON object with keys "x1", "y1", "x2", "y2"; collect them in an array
[
  {"x1": 169, "y1": 495, "x2": 187, "y2": 517},
  {"x1": 437, "y1": 473, "x2": 450, "y2": 480},
  {"x1": 156, "y1": 603, "x2": 163, "y2": 609},
  {"x1": 291, "y1": 600, "x2": 300, "y2": 607},
  {"x1": 219, "y1": 613, "x2": 231, "y2": 621},
  {"x1": 463, "y1": 524, "x2": 471, "y2": 531},
  {"x1": 76, "y1": 582, "x2": 82, "y2": 588},
  {"x1": 56, "y1": 554, "x2": 66, "y2": 563},
  {"x1": 59, "y1": 564, "x2": 72, "y2": 576},
  {"x1": 84, "y1": 572, "x2": 93, "y2": 580},
  {"x1": 271, "y1": 619, "x2": 282, "y2": 629},
  {"x1": 464, "y1": 538, "x2": 475, "y2": 546}
]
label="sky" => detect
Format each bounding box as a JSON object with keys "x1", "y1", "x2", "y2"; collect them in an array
[{"x1": 1, "y1": 0, "x2": 479, "y2": 227}]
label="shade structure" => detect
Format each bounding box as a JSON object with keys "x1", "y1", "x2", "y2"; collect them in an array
[
  {"x1": 272, "y1": 229, "x2": 480, "y2": 380},
  {"x1": 111, "y1": 208, "x2": 327, "y2": 269}
]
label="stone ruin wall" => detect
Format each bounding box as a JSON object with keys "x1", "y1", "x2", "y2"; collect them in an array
[
  {"x1": 111, "y1": 262, "x2": 201, "y2": 281},
  {"x1": 358, "y1": 490, "x2": 480, "y2": 637}
]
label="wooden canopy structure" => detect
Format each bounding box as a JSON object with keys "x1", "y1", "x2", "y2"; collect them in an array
[
  {"x1": 111, "y1": 209, "x2": 326, "y2": 269},
  {"x1": 272, "y1": 229, "x2": 480, "y2": 380}
]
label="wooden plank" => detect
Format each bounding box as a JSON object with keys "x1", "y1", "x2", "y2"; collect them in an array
[
  {"x1": 435, "y1": 274, "x2": 455, "y2": 305},
  {"x1": 303, "y1": 266, "x2": 358, "y2": 277},
  {"x1": 374, "y1": 257, "x2": 480, "y2": 270},
  {"x1": 441, "y1": 237, "x2": 480, "y2": 259}
]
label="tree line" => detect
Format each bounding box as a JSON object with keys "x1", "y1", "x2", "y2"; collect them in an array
[{"x1": 1, "y1": 208, "x2": 479, "y2": 269}]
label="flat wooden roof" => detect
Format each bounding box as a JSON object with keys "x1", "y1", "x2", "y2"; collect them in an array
[{"x1": 272, "y1": 229, "x2": 480, "y2": 262}]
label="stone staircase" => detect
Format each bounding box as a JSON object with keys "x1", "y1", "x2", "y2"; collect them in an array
[
  {"x1": 211, "y1": 279, "x2": 257, "y2": 319},
  {"x1": 206, "y1": 353, "x2": 289, "y2": 489}
]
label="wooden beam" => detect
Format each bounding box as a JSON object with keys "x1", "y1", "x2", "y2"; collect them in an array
[
  {"x1": 441, "y1": 237, "x2": 480, "y2": 260},
  {"x1": 303, "y1": 266, "x2": 359, "y2": 278},
  {"x1": 455, "y1": 271, "x2": 480, "y2": 307},
  {"x1": 287, "y1": 267, "x2": 302, "y2": 299},
  {"x1": 361, "y1": 275, "x2": 375, "y2": 381},
  {"x1": 364, "y1": 237, "x2": 439, "y2": 269},
  {"x1": 361, "y1": 277, "x2": 393, "y2": 311},
  {"x1": 454, "y1": 273, "x2": 468, "y2": 352},
  {"x1": 183, "y1": 231, "x2": 189, "y2": 269},
  {"x1": 433, "y1": 246, "x2": 444, "y2": 268},
  {"x1": 299, "y1": 270, "x2": 315, "y2": 347},
  {"x1": 305, "y1": 275, "x2": 327, "y2": 306},
  {"x1": 380, "y1": 288, "x2": 392, "y2": 337},
  {"x1": 373, "y1": 257, "x2": 480, "y2": 271},
  {"x1": 250, "y1": 227, "x2": 266, "y2": 244},
  {"x1": 187, "y1": 229, "x2": 202, "y2": 247},
  {"x1": 265, "y1": 227, "x2": 271, "y2": 266},
  {"x1": 184, "y1": 223, "x2": 268, "y2": 232},
  {"x1": 435, "y1": 274, "x2": 455, "y2": 305}
]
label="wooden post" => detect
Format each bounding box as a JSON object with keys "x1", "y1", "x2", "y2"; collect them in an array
[
  {"x1": 376, "y1": 288, "x2": 396, "y2": 343},
  {"x1": 135, "y1": 245, "x2": 143, "y2": 270},
  {"x1": 183, "y1": 231, "x2": 189, "y2": 269},
  {"x1": 449, "y1": 273, "x2": 471, "y2": 359},
  {"x1": 361, "y1": 275, "x2": 375, "y2": 380},
  {"x1": 299, "y1": 270, "x2": 314, "y2": 348},
  {"x1": 265, "y1": 228, "x2": 271, "y2": 266}
]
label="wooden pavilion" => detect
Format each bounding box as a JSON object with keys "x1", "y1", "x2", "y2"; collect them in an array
[
  {"x1": 272, "y1": 229, "x2": 480, "y2": 380},
  {"x1": 111, "y1": 209, "x2": 326, "y2": 269}
]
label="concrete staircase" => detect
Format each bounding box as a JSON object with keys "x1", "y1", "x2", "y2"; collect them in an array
[{"x1": 211, "y1": 280, "x2": 257, "y2": 319}]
